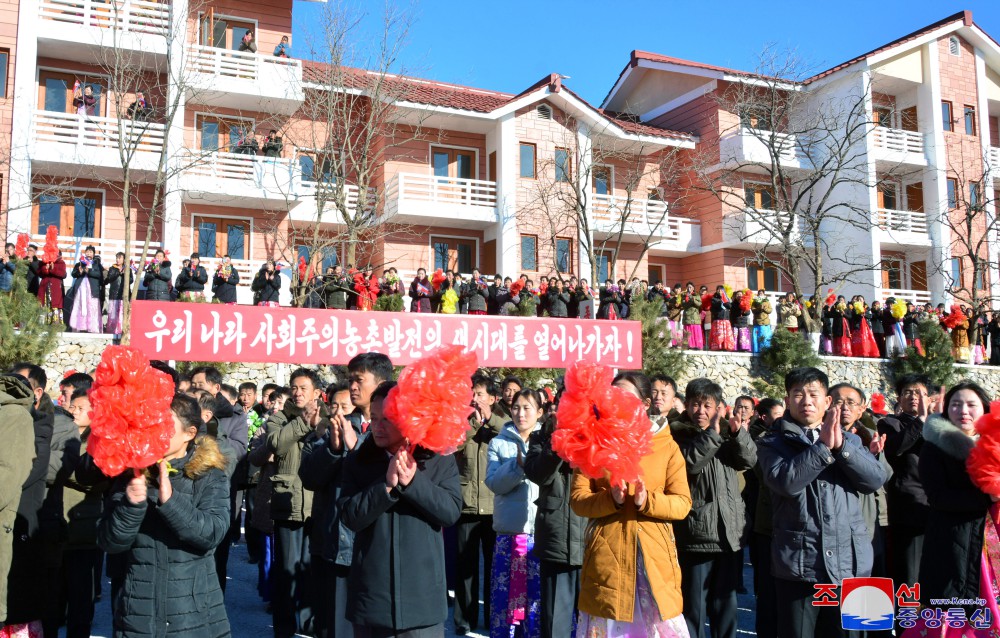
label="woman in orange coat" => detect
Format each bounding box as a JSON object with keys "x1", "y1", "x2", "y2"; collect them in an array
[{"x1": 570, "y1": 373, "x2": 692, "y2": 638}]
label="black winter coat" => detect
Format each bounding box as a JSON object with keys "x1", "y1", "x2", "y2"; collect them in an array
[
  {"x1": 175, "y1": 265, "x2": 208, "y2": 294},
  {"x1": 876, "y1": 412, "x2": 929, "y2": 527},
  {"x1": 25, "y1": 257, "x2": 41, "y2": 295},
  {"x1": 143, "y1": 262, "x2": 172, "y2": 301},
  {"x1": 97, "y1": 438, "x2": 232, "y2": 638},
  {"x1": 523, "y1": 422, "x2": 585, "y2": 566},
  {"x1": 596, "y1": 288, "x2": 620, "y2": 319},
  {"x1": 546, "y1": 290, "x2": 570, "y2": 318},
  {"x1": 212, "y1": 268, "x2": 239, "y2": 304},
  {"x1": 710, "y1": 295, "x2": 731, "y2": 322},
  {"x1": 917, "y1": 416, "x2": 992, "y2": 605},
  {"x1": 71, "y1": 257, "x2": 104, "y2": 299},
  {"x1": 340, "y1": 437, "x2": 461, "y2": 631},
  {"x1": 106, "y1": 265, "x2": 131, "y2": 301},
  {"x1": 251, "y1": 269, "x2": 281, "y2": 304}
]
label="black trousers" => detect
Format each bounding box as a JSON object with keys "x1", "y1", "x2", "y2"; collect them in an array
[
  {"x1": 889, "y1": 524, "x2": 924, "y2": 588},
  {"x1": 62, "y1": 547, "x2": 102, "y2": 638},
  {"x1": 539, "y1": 561, "x2": 579, "y2": 638},
  {"x1": 273, "y1": 520, "x2": 313, "y2": 638},
  {"x1": 215, "y1": 530, "x2": 231, "y2": 593},
  {"x1": 775, "y1": 578, "x2": 853, "y2": 638},
  {"x1": 310, "y1": 558, "x2": 353, "y2": 638},
  {"x1": 752, "y1": 534, "x2": 777, "y2": 638},
  {"x1": 353, "y1": 623, "x2": 444, "y2": 638},
  {"x1": 678, "y1": 549, "x2": 739, "y2": 638},
  {"x1": 453, "y1": 513, "x2": 495, "y2": 632},
  {"x1": 245, "y1": 487, "x2": 263, "y2": 562}
]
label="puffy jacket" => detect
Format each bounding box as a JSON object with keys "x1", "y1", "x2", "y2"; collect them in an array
[
  {"x1": 546, "y1": 290, "x2": 570, "y2": 318},
  {"x1": 876, "y1": 411, "x2": 929, "y2": 527},
  {"x1": 777, "y1": 301, "x2": 801, "y2": 329},
  {"x1": 752, "y1": 297, "x2": 772, "y2": 326},
  {"x1": 265, "y1": 404, "x2": 315, "y2": 523},
  {"x1": 299, "y1": 413, "x2": 363, "y2": 566},
  {"x1": 142, "y1": 261, "x2": 172, "y2": 301},
  {"x1": 106, "y1": 264, "x2": 131, "y2": 301},
  {"x1": 523, "y1": 420, "x2": 585, "y2": 566},
  {"x1": 69, "y1": 257, "x2": 103, "y2": 299},
  {"x1": 321, "y1": 274, "x2": 351, "y2": 310},
  {"x1": 486, "y1": 424, "x2": 540, "y2": 535},
  {"x1": 757, "y1": 416, "x2": 886, "y2": 583},
  {"x1": 175, "y1": 265, "x2": 208, "y2": 294},
  {"x1": 730, "y1": 307, "x2": 752, "y2": 329},
  {"x1": 0, "y1": 258, "x2": 14, "y2": 292},
  {"x1": 97, "y1": 437, "x2": 231, "y2": 638},
  {"x1": 669, "y1": 413, "x2": 756, "y2": 553},
  {"x1": 251, "y1": 268, "x2": 281, "y2": 304},
  {"x1": 0, "y1": 378, "x2": 37, "y2": 623},
  {"x1": 571, "y1": 426, "x2": 691, "y2": 623},
  {"x1": 340, "y1": 437, "x2": 461, "y2": 631},
  {"x1": 467, "y1": 283, "x2": 489, "y2": 313},
  {"x1": 710, "y1": 295, "x2": 731, "y2": 321},
  {"x1": 456, "y1": 413, "x2": 503, "y2": 515},
  {"x1": 212, "y1": 268, "x2": 239, "y2": 304}
]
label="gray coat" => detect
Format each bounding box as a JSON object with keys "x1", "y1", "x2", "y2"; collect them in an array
[
  {"x1": 485, "y1": 424, "x2": 539, "y2": 535},
  {"x1": 757, "y1": 416, "x2": 886, "y2": 583},
  {"x1": 669, "y1": 413, "x2": 756, "y2": 553},
  {"x1": 523, "y1": 421, "x2": 585, "y2": 566}
]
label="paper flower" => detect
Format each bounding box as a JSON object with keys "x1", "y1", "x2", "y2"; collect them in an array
[
  {"x1": 87, "y1": 345, "x2": 175, "y2": 477},
  {"x1": 738, "y1": 291, "x2": 752, "y2": 313},
  {"x1": 870, "y1": 393, "x2": 887, "y2": 416},
  {"x1": 383, "y1": 345, "x2": 478, "y2": 454},
  {"x1": 441, "y1": 288, "x2": 459, "y2": 313},
  {"x1": 825, "y1": 288, "x2": 836, "y2": 307},
  {"x1": 14, "y1": 233, "x2": 29, "y2": 259},
  {"x1": 701, "y1": 293, "x2": 712, "y2": 312},
  {"x1": 509, "y1": 279, "x2": 525, "y2": 297},
  {"x1": 431, "y1": 268, "x2": 447, "y2": 292},
  {"x1": 941, "y1": 304, "x2": 967, "y2": 330},
  {"x1": 551, "y1": 361, "x2": 653, "y2": 486},
  {"x1": 852, "y1": 301, "x2": 865, "y2": 315},
  {"x1": 43, "y1": 225, "x2": 59, "y2": 263},
  {"x1": 968, "y1": 402, "x2": 1000, "y2": 497},
  {"x1": 890, "y1": 298, "x2": 907, "y2": 320}
]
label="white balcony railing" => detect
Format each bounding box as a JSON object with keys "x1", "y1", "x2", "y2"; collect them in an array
[
  {"x1": 182, "y1": 150, "x2": 294, "y2": 186},
  {"x1": 33, "y1": 110, "x2": 166, "y2": 155},
  {"x1": 872, "y1": 126, "x2": 926, "y2": 159},
  {"x1": 990, "y1": 146, "x2": 1000, "y2": 171},
  {"x1": 385, "y1": 173, "x2": 497, "y2": 213},
  {"x1": 881, "y1": 288, "x2": 932, "y2": 306},
  {"x1": 591, "y1": 194, "x2": 694, "y2": 241},
  {"x1": 723, "y1": 127, "x2": 811, "y2": 167},
  {"x1": 187, "y1": 44, "x2": 301, "y2": 84},
  {"x1": 38, "y1": 0, "x2": 170, "y2": 37},
  {"x1": 875, "y1": 208, "x2": 929, "y2": 235},
  {"x1": 28, "y1": 234, "x2": 162, "y2": 266}
]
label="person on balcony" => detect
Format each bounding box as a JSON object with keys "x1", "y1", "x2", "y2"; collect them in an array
[
  {"x1": 235, "y1": 129, "x2": 260, "y2": 156},
  {"x1": 37, "y1": 250, "x2": 68, "y2": 324},
  {"x1": 212, "y1": 256, "x2": 240, "y2": 305},
  {"x1": 175, "y1": 252, "x2": 209, "y2": 302},
  {"x1": 142, "y1": 249, "x2": 172, "y2": 302},
  {"x1": 262, "y1": 131, "x2": 283, "y2": 158},
  {"x1": 252, "y1": 260, "x2": 282, "y2": 307},
  {"x1": 239, "y1": 29, "x2": 258, "y2": 54},
  {"x1": 126, "y1": 91, "x2": 152, "y2": 121},
  {"x1": 273, "y1": 36, "x2": 291, "y2": 58},
  {"x1": 72, "y1": 83, "x2": 96, "y2": 118},
  {"x1": 104, "y1": 252, "x2": 129, "y2": 336},
  {"x1": 68, "y1": 245, "x2": 104, "y2": 334}
]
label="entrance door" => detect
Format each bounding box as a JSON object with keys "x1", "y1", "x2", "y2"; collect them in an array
[
  {"x1": 195, "y1": 216, "x2": 250, "y2": 259},
  {"x1": 911, "y1": 261, "x2": 928, "y2": 291},
  {"x1": 432, "y1": 147, "x2": 474, "y2": 201},
  {"x1": 901, "y1": 106, "x2": 919, "y2": 132},
  {"x1": 33, "y1": 192, "x2": 102, "y2": 237},
  {"x1": 432, "y1": 237, "x2": 476, "y2": 274},
  {"x1": 38, "y1": 70, "x2": 104, "y2": 116},
  {"x1": 905, "y1": 183, "x2": 924, "y2": 212},
  {"x1": 882, "y1": 259, "x2": 902, "y2": 290},
  {"x1": 876, "y1": 184, "x2": 897, "y2": 210},
  {"x1": 198, "y1": 116, "x2": 253, "y2": 153}
]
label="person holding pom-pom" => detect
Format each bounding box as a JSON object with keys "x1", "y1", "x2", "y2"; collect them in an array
[
  {"x1": 486, "y1": 389, "x2": 544, "y2": 638},
  {"x1": 97, "y1": 394, "x2": 232, "y2": 637}
]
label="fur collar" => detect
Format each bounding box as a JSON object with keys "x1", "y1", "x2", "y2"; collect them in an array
[
  {"x1": 923, "y1": 414, "x2": 977, "y2": 461},
  {"x1": 180, "y1": 436, "x2": 228, "y2": 478}
]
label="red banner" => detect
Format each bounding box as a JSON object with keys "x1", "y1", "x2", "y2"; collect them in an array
[{"x1": 129, "y1": 301, "x2": 643, "y2": 368}]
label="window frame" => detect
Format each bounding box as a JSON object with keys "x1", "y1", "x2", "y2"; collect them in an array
[
  {"x1": 555, "y1": 236, "x2": 573, "y2": 275},
  {"x1": 428, "y1": 235, "x2": 478, "y2": 275},
  {"x1": 947, "y1": 177, "x2": 959, "y2": 209},
  {"x1": 37, "y1": 67, "x2": 109, "y2": 116},
  {"x1": 519, "y1": 143, "x2": 536, "y2": 180},
  {"x1": 520, "y1": 234, "x2": 538, "y2": 272},
  {"x1": 31, "y1": 187, "x2": 105, "y2": 239},
  {"x1": 194, "y1": 112, "x2": 256, "y2": 153},
  {"x1": 554, "y1": 147, "x2": 572, "y2": 183},
  {"x1": 964, "y1": 105, "x2": 977, "y2": 136},
  {"x1": 0, "y1": 50, "x2": 9, "y2": 99},
  {"x1": 942, "y1": 101, "x2": 954, "y2": 132},
  {"x1": 744, "y1": 181, "x2": 776, "y2": 210},
  {"x1": 740, "y1": 104, "x2": 773, "y2": 131},
  {"x1": 745, "y1": 260, "x2": 781, "y2": 292},
  {"x1": 950, "y1": 257, "x2": 963, "y2": 289},
  {"x1": 191, "y1": 213, "x2": 253, "y2": 261}
]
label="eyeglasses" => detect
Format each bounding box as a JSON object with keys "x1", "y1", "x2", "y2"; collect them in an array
[{"x1": 832, "y1": 399, "x2": 861, "y2": 408}]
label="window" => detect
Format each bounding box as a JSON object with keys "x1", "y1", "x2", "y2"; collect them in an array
[
  {"x1": 297, "y1": 245, "x2": 338, "y2": 273},
  {"x1": 597, "y1": 251, "x2": 613, "y2": 283},
  {"x1": 971, "y1": 181, "x2": 981, "y2": 209},
  {"x1": 873, "y1": 106, "x2": 893, "y2": 128},
  {"x1": 877, "y1": 183, "x2": 897, "y2": 210},
  {"x1": 942, "y1": 101, "x2": 954, "y2": 132},
  {"x1": 38, "y1": 70, "x2": 104, "y2": 116},
  {"x1": 647, "y1": 264, "x2": 665, "y2": 286},
  {"x1": 740, "y1": 105, "x2": 772, "y2": 130},
  {"x1": 520, "y1": 235, "x2": 537, "y2": 271},
  {"x1": 949, "y1": 36, "x2": 961, "y2": 57},
  {"x1": 194, "y1": 216, "x2": 250, "y2": 260},
  {"x1": 592, "y1": 166, "x2": 611, "y2": 196},
  {"x1": 882, "y1": 259, "x2": 902, "y2": 290},
  {"x1": 32, "y1": 191, "x2": 102, "y2": 238},
  {"x1": 0, "y1": 50, "x2": 8, "y2": 99},
  {"x1": 199, "y1": 10, "x2": 256, "y2": 51},
  {"x1": 947, "y1": 178, "x2": 958, "y2": 208},
  {"x1": 744, "y1": 182, "x2": 775, "y2": 210},
  {"x1": 431, "y1": 147, "x2": 474, "y2": 180},
  {"x1": 746, "y1": 262, "x2": 779, "y2": 292},
  {"x1": 975, "y1": 267, "x2": 985, "y2": 291},
  {"x1": 519, "y1": 143, "x2": 536, "y2": 179},
  {"x1": 298, "y1": 152, "x2": 337, "y2": 184},
  {"x1": 555, "y1": 148, "x2": 571, "y2": 183},
  {"x1": 430, "y1": 237, "x2": 475, "y2": 273},
  {"x1": 197, "y1": 116, "x2": 254, "y2": 153},
  {"x1": 965, "y1": 105, "x2": 977, "y2": 136},
  {"x1": 950, "y1": 257, "x2": 963, "y2": 289},
  {"x1": 555, "y1": 237, "x2": 572, "y2": 274}
]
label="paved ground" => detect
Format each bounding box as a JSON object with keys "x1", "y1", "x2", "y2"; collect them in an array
[{"x1": 70, "y1": 541, "x2": 759, "y2": 637}]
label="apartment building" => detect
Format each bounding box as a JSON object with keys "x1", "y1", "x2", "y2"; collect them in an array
[{"x1": 0, "y1": 6, "x2": 997, "y2": 306}]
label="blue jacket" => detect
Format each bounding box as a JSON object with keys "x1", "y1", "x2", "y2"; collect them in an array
[
  {"x1": 486, "y1": 423, "x2": 539, "y2": 535},
  {"x1": 757, "y1": 416, "x2": 886, "y2": 583},
  {"x1": 0, "y1": 258, "x2": 14, "y2": 292}
]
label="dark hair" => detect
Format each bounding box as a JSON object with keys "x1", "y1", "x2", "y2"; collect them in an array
[
  {"x1": 196, "y1": 392, "x2": 217, "y2": 417},
  {"x1": 650, "y1": 374, "x2": 677, "y2": 393},
  {"x1": 471, "y1": 374, "x2": 497, "y2": 396},
  {"x1": 347, "y1": 353, "x2": 393, "y2": 384},
  {"x1": 829, "y1": 383, "x2": 866, "y2": 404},
  {"x1": 894, "y1": 373, "x2": 933, "y2": 398},
  {"x1": 370, "y1": 381, "x2": 398, "y2": 404},
  {"x1": 325, "y1": 382, "x2": 350, "y2": 402},
  {"x1": 192, "y1": 366, "x2": 223, "y2": 387},
  {"x1": 84, "y1": 245, "x2": 96, "y2": 254},
  {"x1": 172, "y1": 393, "x2": 203, "y2": 430},
  {"x1": 289, "y1": 367, "x2": 324, "y2": 390},
  {"x1": 943, "y1": 382, "x2": 991, "y2": 421},
  {"x1": 612, "y1": 371, "x2": 652, "y2": 402},
  {"x1": 190, "y1": 252, "x2": 200, "y2": 260},
  {"x1": 784, "y1": 367, "x2": 829, "y2": 394},
  {"x1": 684, "y1": 378, "x2": 724, "y2": 405},
  {"x1": 220, "y1": 384, "x2": 239, "y2": 402},
  {"x1": 756, "y1": 398, "x2": 783, "y2": 417},
  {"x1": 238, "y1": 382, "x2": 257, "y2": 393},
  {"x1": 270, "y1": 387, "x2": 291, "y2": 403},
  {"x1": 260, "y1": 382, "x2": 278, "y2": 400},
  {"x1": 501, "y1": 375, "x2": 523, "y2": 390},
  {"x1": 734, "y1": 395, "x2": 755, "y2": 408},
  {"x1": 9, "y1": 363, "x2": 46, "y2": 392},
  {"x1": 4, "y1": 243, "x2": 12, "y2": 250},
  {"x1": 60, "y1": 372, "x2": 93, "y2": 394},
  {"x1": 511, "y1": 388, "x2": 545, "y2": 409},
  {"x1": 70, "y1": 388, "x2": 89, "y2": 403}
]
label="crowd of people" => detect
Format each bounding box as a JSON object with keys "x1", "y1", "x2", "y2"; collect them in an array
[{"x1": 0, "y1": 349, "x2": 996, "y2": 638}]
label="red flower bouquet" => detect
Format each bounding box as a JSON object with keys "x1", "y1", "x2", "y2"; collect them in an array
[
  {"x1": 14, "y1": 233, "x2": 29, "y2": 259},
  {"x1": 43, "y1": 225, "x2": 60, "y2": 263},
  {"x1": 968, "y1": 402, "x2": 1000, "y2": 497}
]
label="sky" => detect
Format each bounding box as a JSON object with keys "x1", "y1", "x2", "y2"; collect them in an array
[{"x1": 290, "y1": 0, "x2": 1000, "y2": 107}]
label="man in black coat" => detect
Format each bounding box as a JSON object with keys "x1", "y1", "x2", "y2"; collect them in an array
[
  {"x1": 175, "y1": 252, "x2": 209, "y2": 300},
  {"x1": 340, "y1": 382, "x2": 461, "y2": 638},
  {"x1": 25, "y1": 245, "x2": 41, "y2": 296}
]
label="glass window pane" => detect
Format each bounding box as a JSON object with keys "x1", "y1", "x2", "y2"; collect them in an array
[
  {"x1": 555, "y1": 149, "x2": 570, "y2": 183},
  {"x1": 201, "y1": 121, "x2": 219, "y2": 151},
  {"x1": 299, "y1": 155, "x2": 315, "y2": 182},
  {"x1": 965, "y1": 107, "x2": 976, "y2": 135},
  {"x1": 0, "y1": 52, "x2": 8, "y2": 99},
  {"x1": 556, "y1": 239, "x2": 570, "y2": 273},
  {"x1": 213, "y1": 19, "x2": 228, "y2": 48},
  {"x1": 44, "y1": 78, "x2": 69, "y2": 112},
  {"x1": 594, "y1": 169, "x2": 610, "y2": 195},
  {"x1": 38, "y1": 195, "x2": 61, "y2": 233},
  {"x1": 321, "y1": 250, "x2": 338, "y2": 271},
  {"x1": 951, "y1": 258, "x2": 962, "y2": 287},
  {"x1": 947, "y1": 179, "x2": 958, "y2": 208},
  {"x1": 942, "y1": 102, "x2": 953, "y2": 131},
  {"x1": 87, "y1": 84, "x2": 103, "y2": 117},
  {"x1": 761, "y1": 188, "x2": 774, "y2": 210},
  {"x1": 432, "y1": 152, "x2": 450, "y2": 178},
  {"x1": 433, "y1": 242, "x2": 449, "y2": 271},
  {"x1": 73, "y1": 198, "x2": 96, "y2": 237},
  {"x1": 198, "y1": 222, "x2": 217, "y2": 258},
  {"x1": 598, "y1": 254, "x2": 610, "y2": 283},
  {"x1": 456, "y1": 154, "x2": 473, "y2": 180},
  {"x1": 746, "y1": 266, "x2": 759, "y2": 290},
  {"x1": 320, "y1": 157, "x2": 335, "y2": 183},
  {"x1": 226, "y1": 225, "x2": 245, "y2": 260},
  {"x1": 519, "y1": 144, "x2": 535, "y2": 178},
  {"x1": 764, "y1": 268, "x2": 778, "y2": 291},
  {"x1": 297, "y1": 245, "x2": 309, "y2": 265},
  {"x1": 744, "y1": 186, "x2": 755, "y2": 208},
  {"x1": 520, "y1": 236, "x2": 536, "y2": 271},
  {"x1": 228, "y1": 125, "x2": 245, "y2": 153},
  {"x1": 456, "y1": 244, "x2": 472, "y2": 274}
]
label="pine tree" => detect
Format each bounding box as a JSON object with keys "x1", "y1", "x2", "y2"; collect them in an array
[
  {"x1": 0, "y1": 260, "x2": 62, "y2": 370},
  {"x1": 889, "y1": 318, "x2": 956, "y2": 388},
  {"x1": 751, "y1": 326, "x2": 822, "y2": 399},
  {"x1": 627, "y1": 295, "x2": 689, "y2": 381},
  {"x1": 374, "y1": 294, "x2": 404, "y2": 312}
]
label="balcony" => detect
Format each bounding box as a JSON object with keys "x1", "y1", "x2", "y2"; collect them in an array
[
  {"x1": 288, "y1": 181, "x2": 369, "y2": 225},
  {"x1": 881, "y1": 288, "x2": 932, "y2": 306},
  {"x1": 37, "y1": 0, "x2": 169, "y2": 66},
  {"x1": 990, "y1": 147, "x2": 1000, "y2": 172},
  {"x1": 179, "y1": 151, "x2": 297, "y2": 208},
  {"x1": 871, "y1": 126, "x2": 928, "y2": 167},
  {"x1": 28, "y1": 234, "x2": 161, "y2": 269},
  {"x1": 591, "y1": 194, "x2": 700, "y2": 252},
  {"x1": 197, "y1": 258, "x2": 292, "y2": 305},
  {"x1": 185, "y1": 44, "x2": 304, "y2": 115},
  {"x1": 383, "y1": 173, "x2": 497, "y2": 229},
  {"x1": 719, "y1": 128, "x2": 811, "y2": 172},
  {"x1": 873, "y1": 208, "x2": 931, "y2": 247},
  {"x1": 726, "y1": 208, "x2": 810, "y2": 247},
  {"x1": 30, "y1": 110, "x2": 165, "y2": 178}
]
